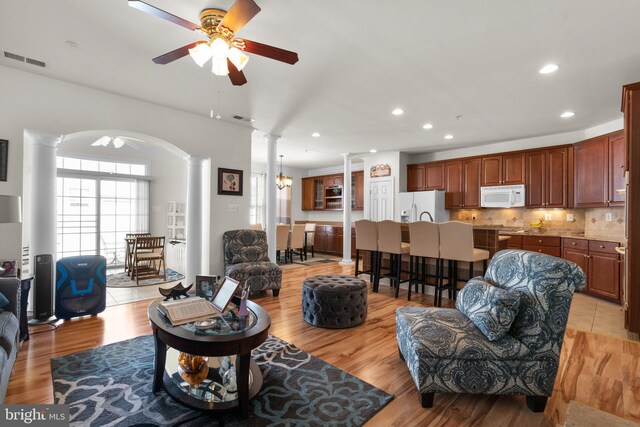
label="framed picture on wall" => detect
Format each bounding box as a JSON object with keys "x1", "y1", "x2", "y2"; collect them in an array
[
  {"x1": 218, "y1": 168, "x2": 243, "y2": 196},
  {"x1": 0, "y1": 140, "x2": 8, "y2": 182}
]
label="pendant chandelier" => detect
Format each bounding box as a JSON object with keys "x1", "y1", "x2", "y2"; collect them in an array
[{"x1": 276, "y1": 155, "x2": 293, "y2": 190}]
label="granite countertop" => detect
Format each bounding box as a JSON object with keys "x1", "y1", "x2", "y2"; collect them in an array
[{"x1": 497, "y1": 230, "x2": 626, "y2": 245}]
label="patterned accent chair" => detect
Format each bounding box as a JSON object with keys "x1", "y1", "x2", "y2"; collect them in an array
[
  {"x1": 223, "y1": 230, "x2": 282, "y2": 296},
  {"x1": 396, "y1": 250, "x2": 586, "y2": 412}
]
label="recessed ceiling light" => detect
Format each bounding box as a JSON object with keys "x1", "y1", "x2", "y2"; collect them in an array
[
  {"x1": 423, "y1": 123, "x2": 434, "y2": 129},
  {"x1": 369, "y1": 149, "x2": 377, "y2": 153},
  {"x1": 444, "y1": 134, "x2": 454, "y2": 140},
  {"x1": 311, "y1": 132, "x2": 320, "y2": 137},
  {"x1": 560, "y1": 111, "x2": 575, "y2": 118},
  {"x1": 539, "y1": 64, "x2": 559, "y2": 74},
  {"x1": 391, "y1": 108, "x2": 404, "y2": 116}
]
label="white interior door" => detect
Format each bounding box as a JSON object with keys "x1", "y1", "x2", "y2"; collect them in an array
[{"x1": 369, "y1": 178, "x2": 394, "y2": 221}]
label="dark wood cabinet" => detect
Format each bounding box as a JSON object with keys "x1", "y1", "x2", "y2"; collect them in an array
[
  {"x1": 301, "y1": 172, "x2": 363, "y2": 211},
  {"x1": 588, "y1": 252, "x2": 620, "y2": 302},
  {"x1": 609, "y1": 131, "x2": 626, "y2": 206},
  {"x1": 407, "y1": 164, "x2": 425, "y2": 191},
  {"x1": 463, "y1": 158, "x2": 481, "y2": 208},
  {"x1": 301, "y1": 177, "x2": 315, "y2": 211},
  {"x1": 503, "y1": 152, "x2": 526, "y2": 185},
  {"x1": 563, "y1": 247, "x2": 589, "y2": 283},
  {"x1": 444, "y1": 160, "x2": 463, "y2": 209},
  {"x1": 574, "y1": 136, "x2": 609, "y2": 207},
  {"x1": 481, "y1": 156, "x2": 503, "y2": 186},
  {"x1": 525, "y1": 148, "x2": 570, "y2": 208},
  {"x1": 425, "y1": 162, "x2": 445, "y2": 190}
]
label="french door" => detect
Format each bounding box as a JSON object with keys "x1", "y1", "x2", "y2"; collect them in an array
[{"x1": 56, "y1": 175, "x2": 149, "y2": 266}]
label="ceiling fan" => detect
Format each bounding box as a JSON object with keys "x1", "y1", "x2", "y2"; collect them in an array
[
  {"x1": 128, "y1": 0, "x2": 299, "y2": 86},
  {"x1": 91, "y1": 136, "x2": 143, "y2": 149}
]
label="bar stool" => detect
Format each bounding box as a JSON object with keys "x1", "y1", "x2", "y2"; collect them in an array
[
  {"x1": 375, "y1": 220, "x2": 411, "y2": 298},
  {"x1": 437, "y1": 221, "x2": 490, "y2": 306},
  {"x1": 355, "y1": 220, "x2": 378, "y2": 286},
  {"x1": 408, "y1": 221, "x2": 440, "y2": 303}
]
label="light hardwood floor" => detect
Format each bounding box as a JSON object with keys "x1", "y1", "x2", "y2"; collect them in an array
[{"x1": 7, "y1": 262, "x2": 640, "y2": 426}]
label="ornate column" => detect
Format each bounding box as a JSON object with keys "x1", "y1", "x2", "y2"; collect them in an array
[
  {"x1": 265, "y1": 135, "x2": 279, "y2": 262},
  {"x1": 186, "y1": 156, "x2": 206, "y2": 285},
  {"x1": 340, "y1": 153, "x2": 354, "y2": 265}
]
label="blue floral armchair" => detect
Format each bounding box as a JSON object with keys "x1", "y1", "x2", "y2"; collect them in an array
[
  {"x1": 223, "y1": 230, "x2": 282, "y2": 296},
  {"x1": 396, "y1": 250, "x2": 586, "y2": 412}
]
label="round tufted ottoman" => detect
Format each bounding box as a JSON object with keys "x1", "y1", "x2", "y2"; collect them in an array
[{"x1": 302, "y1": 275, "x2": 368, "y2": 328}]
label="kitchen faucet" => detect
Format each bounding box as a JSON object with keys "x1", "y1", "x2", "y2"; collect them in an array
[{"x1": 420, "y1": 211, "x2": 434, "y2": 222}]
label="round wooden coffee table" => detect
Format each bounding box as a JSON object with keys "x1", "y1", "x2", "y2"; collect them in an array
[{"x1": 148, "y1": 299, "x2": 271, "y2": 419}]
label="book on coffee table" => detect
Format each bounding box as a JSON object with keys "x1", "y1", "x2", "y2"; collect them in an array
[{"x1": 158, "y1": 297, "x2": 217, "y2": 326}]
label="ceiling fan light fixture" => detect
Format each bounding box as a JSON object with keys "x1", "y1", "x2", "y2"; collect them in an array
[
  {"x1": 210, "y1": 37, "x2": 230, "y2": 59},
  {"x1": 113, "y1": 137, "x2": 126, "y2": 149},
  {"x1": 211, "y1": 56, "x2": 229, "y2": 76},
  {"x1": 188, "y1": 43, "x2": 212, "y2": 67},
  {"x1": 228, "y1": 47, "x2": 249, "y2": 71}
]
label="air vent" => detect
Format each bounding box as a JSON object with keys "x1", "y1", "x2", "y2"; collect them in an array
[
  {"x1": 3, "y1": 51, "x2": 46, "y2": 68},
  {"x1": 26, "y1": 57, "x2": 46, "y2": 68},
  {"x1": 232, "y1": 115, "x2": 254, "y2": 123},
  {"x1": 4, "y1": 51, "x2": 25, "y2": 62}
]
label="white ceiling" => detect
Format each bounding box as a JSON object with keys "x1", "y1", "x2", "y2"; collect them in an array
[{"x1": 1, "y1": 0, "x2": 639, "y2": 169}]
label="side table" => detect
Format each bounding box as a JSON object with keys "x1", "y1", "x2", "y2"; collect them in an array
[{"x1": 19, "y1": 276, "x2": 33, "y2": 341}]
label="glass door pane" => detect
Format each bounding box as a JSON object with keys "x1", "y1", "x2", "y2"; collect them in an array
[
  {"x1": 100, "y1": 178, "x2": 139, "y2": 267},
  {"x1": 57, "y1": 177, "x2": 98, "y2": 260}
]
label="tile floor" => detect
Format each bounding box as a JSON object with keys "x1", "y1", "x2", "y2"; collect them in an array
[
  {"x1": 567, "y1": 292, "x2": 639, "y2": 341},
  {"x1": 105, "y1": 280, "x2": 182, "y2": 307}
]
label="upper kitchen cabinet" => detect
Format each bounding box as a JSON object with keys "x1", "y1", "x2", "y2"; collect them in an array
[
  {"x1": 525, "y1": 147, "x2": 572, "y2": 208},
  {"x1": 574, "y1": 130, "x2": 625, "y2": 208},
  {"x1": 301, "y1": 177, "x2": 315, "y2": 211},
  {"x1": 444, "y1": 158, "x2": 480, "y2": 209},
  {"x1": 352, "y1": 171, "x2": 365, "y2": 210},
  {"x1": 481, "y1": 153, "x2": 525, "y2": 187},
  {"x1": 301, "y1": 172, "x2": 364, "y2": 211},
  {"x1": 407, "y1": 164, "x2": 425, "y2": 191},
  {"x1": 425, "y1": 162, "x2": 445, "y2": 190}
]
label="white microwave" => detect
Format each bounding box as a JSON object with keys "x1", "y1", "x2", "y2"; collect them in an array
[{"x1": 480, "y1": 185, "x2": 526, "y2": 208}]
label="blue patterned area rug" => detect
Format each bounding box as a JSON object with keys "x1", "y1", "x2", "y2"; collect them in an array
[{"x1": 51, "y1": 335, "x2": 393, "y2": 426}]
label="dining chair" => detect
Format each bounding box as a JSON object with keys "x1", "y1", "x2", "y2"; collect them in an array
[
  {"x1": 289, "y1": 224, "x2": 306, "y2": 262},
  {"x1": 125, "y1": 232, "x2": 151, "y2": 276},
  {"x1": 248, "y1": 223, "x2": 263, "y2": 231},
  {"x1": 376, "y1": 220, "x2": 410, "y2": 298},
  {"x1": 437, "y1": 221, "x2": 490, "y2": 306},
  {"x1": 132, "y1": 236, "x2": 166, "y2": 285},
  {"x1": 408, "y1": 221, "x2": 440, "y2": 302},
  {"x1": 304, "y1": 223, "x2": 316, "y2": 258},
  {"x1": 276, "y1": 224, "x2": 290, "y2": 263}
]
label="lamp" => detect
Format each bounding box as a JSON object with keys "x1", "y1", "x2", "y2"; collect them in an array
[
  {"x1": 0, "y1": 195, "x2": 22, "y2": 224},
  {"x1": 188, "y1": 37, "x2": 249, "y2": 76},
  {"x1": 275, "y1": 155, "x2": 293, "y2": 190}
]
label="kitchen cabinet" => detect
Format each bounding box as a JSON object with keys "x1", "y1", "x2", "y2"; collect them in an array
[
  {"x1": 463, "y1": 158, "x2": 481, "y2": 208},
  {"x1": 407, "y1": 164, "x2": 425, "y2": 191},
  {"x1": 525, "y1": 147, "x2": 571, "y2": 208},
  {"x1": 522, "y1": 235, "x2": 561, "y2": 257},
  {"x1": 481, "y1": 153, "x2": 525, "y2": 187},
  {"x1": 311, "y1": 225, "x2": 356, "y2": 256},
  {"x1": 561, "y1": 238, "x2": 621, "y2": 303},
  {"x1": 301, "y1": 172, "x2": 363, "y2": 211},
  {"x1": 444, "y1": 160, "x2": 463, "y2": 208},
  {"x1": 574, "y1": 130, "x2": 625, "y2": 208},
  {"x1": 301, "y1": 178, "x2": 315, "y2": 211},
  {"x1": 426, "y1": 163, "x2": 445, "y2": 190}
]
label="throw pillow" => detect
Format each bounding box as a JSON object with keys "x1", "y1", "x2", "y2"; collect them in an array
[
  {"x1": 0, "y1": 291, "x2": 9, "y2": 310},
  {"x1": 456, "y1": 277, "x2": 521, "y2": 341}
]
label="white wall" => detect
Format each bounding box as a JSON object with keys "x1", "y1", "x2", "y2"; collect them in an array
[
  {"x1": 0, "y1": 65, "x2": 251, "y2": 275},
  {"x1": 56, "y1": 143, "x2": 188, "y2": 238}
]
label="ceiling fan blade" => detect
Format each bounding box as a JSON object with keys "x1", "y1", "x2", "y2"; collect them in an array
[
  {"x1": 128, "y1": 0, "x2": 200, "y2": 31},
  {"x1": 152, "y1": 41, "x2": 206, "y2": 64},
  {"x1": 239, "y1": 39, "x2": 298, "y2": 65},
  {"x1": 227, "y1": 58, "x2": 248, "y2": 86},
  {"x1": 219, "y1": 0, "x2": 261, "y2": 33}
]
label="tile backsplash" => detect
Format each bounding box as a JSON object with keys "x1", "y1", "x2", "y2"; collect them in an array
[{"x1": 452, "y1": 207, "x2": 625, "y2": 237}]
